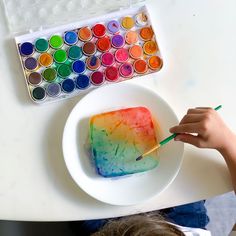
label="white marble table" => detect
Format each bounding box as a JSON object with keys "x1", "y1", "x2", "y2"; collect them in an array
[{"x1": 0, "y1": 0, "x2": 234, "y2": 221}]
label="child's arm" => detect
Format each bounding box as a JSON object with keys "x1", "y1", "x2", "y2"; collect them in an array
[{"x1": 169, "y1": 107, "x2": 236, "y2": 192}]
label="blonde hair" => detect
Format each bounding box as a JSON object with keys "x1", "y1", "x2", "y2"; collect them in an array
[{"x1": 91, "y1": 213, "x2": 184, "y2": 236}]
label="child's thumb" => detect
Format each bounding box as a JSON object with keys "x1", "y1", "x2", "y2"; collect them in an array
[{"x1": 175, "y1": 134, "x2": 201, "y2": 147}]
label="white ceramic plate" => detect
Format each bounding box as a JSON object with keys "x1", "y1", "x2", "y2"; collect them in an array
[{"x1": 63, "y1": 83, "x2": 184, "y2": 206}]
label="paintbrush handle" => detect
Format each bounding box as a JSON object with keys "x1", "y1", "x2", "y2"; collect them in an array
[
  {"x1": 143, "y1": 133, "x2": 177, "y2": 157},
  {"x1": 143, "y1": 144, "x2": 161, "y2": 157},
  {"x1": 159, "y1": 133, "x2": 177, "y2": 146},
  {"x1": 214, "y1": 105, "x2": 222, "y2": 111}
]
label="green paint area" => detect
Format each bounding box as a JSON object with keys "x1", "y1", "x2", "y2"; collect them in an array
[
  {"x1": 53, "y1": 49, "x2": 67, "y2": 63},
  {"x1": 35, "y1": 38, "x2": 49, "y2": 52},
  {"x1": 57, "y1": 64, "x2": 72, "y2": 78},
  {"x1": 42, "y1": 68, "x2": 57, "y2": 82},
  {"x1": 68, "y1": 46, "x2": 82, "y2": 60},
  {"x1": 49, "y1": 35, "x2": 63, "y2": 49}
]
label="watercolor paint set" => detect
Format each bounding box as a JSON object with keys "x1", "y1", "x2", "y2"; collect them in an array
[{"x1": 3, "y1": 0, "x2": 162, "y2": 104}]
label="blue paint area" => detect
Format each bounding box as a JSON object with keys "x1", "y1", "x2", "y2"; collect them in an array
[
  {"x1": 61, "y1": 78, "x2": 75, "y2": 93},
  {"x1": 90, "y1": 123, "x2": 158, "y2": 178},
  {"x1": 90, "y1": 56, "x2": 97, "y2": 66},
  {"x1": 64, "y1": 31, "x2": 78, "y2": 45},
  {"x1": 75, "y1": 74, "x2": 90, "y2": 89},
  {"x1": 72, "y1": 60, "x2": 86, "y2": 74},
  {"x1": 20, "y1": 42, "x2": 34, "y2": 56}
]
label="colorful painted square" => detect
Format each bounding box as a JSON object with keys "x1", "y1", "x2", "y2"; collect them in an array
[{"x1": 89, "y1": 107, "x2": 159, "y2": 177}]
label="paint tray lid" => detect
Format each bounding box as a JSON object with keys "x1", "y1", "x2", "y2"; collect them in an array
[{"x1": 2, "y1": 0, "x2": 145, "y2": 34}]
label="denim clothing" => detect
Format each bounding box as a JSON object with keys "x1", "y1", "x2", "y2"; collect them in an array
[{"x1": 161, "y1": 200, "x2": 209, "y2": 229}]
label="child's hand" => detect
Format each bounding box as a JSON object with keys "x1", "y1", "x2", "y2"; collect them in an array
[{"x1": 169, "y1": 107, "x2": 234, "y2": 151}]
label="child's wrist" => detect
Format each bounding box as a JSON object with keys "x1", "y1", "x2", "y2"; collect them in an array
[{"x1": 217, "y1": 131, "x2": 236, "y2": 157}]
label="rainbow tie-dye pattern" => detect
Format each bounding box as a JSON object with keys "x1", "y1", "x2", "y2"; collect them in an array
[{"x1": 89, "y1": 107, "x2": 159, "y2": 177}]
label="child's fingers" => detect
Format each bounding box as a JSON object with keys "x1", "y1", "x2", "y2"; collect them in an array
[
  {"x1": 175, "y1": 134, "x2": 203, "y2": 147},
  {"x1": 169, "y1": 123, "x2": 201, "y2": 134},
  {"x1": 195, "y1": 107, "x2": 212, "y2": 109},
  {"x1": 180, "y1": 114, "x2": 205, "y2": 124},
  {"x1": 187, "y1": 108, "x2": 211, "y2": 114}
]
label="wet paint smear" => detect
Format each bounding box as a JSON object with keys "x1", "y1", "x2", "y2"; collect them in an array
[{"x1": 89, "y1": 107, "x2": 159, "y2": 177}]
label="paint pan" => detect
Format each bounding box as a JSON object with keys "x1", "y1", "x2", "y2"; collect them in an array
[
  {"x1": 97, "y1": 37, "x2": 111, "y2": 52},
  {"x1": 13, "y1": 4, "x2": 163, "y2": 104},
  {"x1": 78, "y1": 27, "x2": 92, "y2": 41},
  {"x1": 86, "y1": 56, "x2": 101, "y2": 70},
  {"x1": 143, "y1": 40, "x2": 158, "y2": 55},
  {"x1": 75, "y1": 74, "x2": 90, "y2": 89},
  {"x1": 125, "y1": 31, "x2": 138, "y2": 44},
  {"x1": 42, "y1": 68, "x2": 57, "y2": 82},
  {"x1": 57, "y1": 64, "x2": 72, "y2": 78},
  {"x1": 134, "y1": 59, "x2": 148, "y2": 74},
  {"x1": 135, "y1": 12, "x2": 148, "y2": 26},
  {"x1": 148, "y1": 55, "x2": 163, "y2": 70},
  {"x1": 119, "y1": 63, "x2": 134, "y2": 78},
  {"x1": 115, "y1": 48, "x2": 129, "y2": 63},
  {"x1": 107, "y1": 20, "x2": 120, "y2": 34},
  {"x1": 31, "y1": 86, "x2": 46, "y2": 101},
  {"x1": 61, "y1": 79, "x2": 75, "y2": 93},
  {"x1": 28, "y1": 72, "x2": 42, "y2": 85},
  {"x1": 92, "y1": 24, "x2": 106, "y2": 38},
  {"x1": 101, "y1": 52, "x2": 115, "y2": 67},
  {"x1": 46, "y1": 83, "x2": 61, "y2": 97},
  {"x1": 53, "y1": 49, "x2": 67, "y2": 63},
  {"x1": 35, "y1": 38, "x2": 49, "y2": 53},
  {"x1": 24, "y1": 57, "x2": 38, "y2": 71},
  {"x1": 121, "y1": 16, "x2": 135, "y2": 29},
  {"x1": 72, "y1": 60, "x2": 86, "y2": 74},
  {"x1": 38, "y1": 53, "x2": 53, "y2": 67},
  {"x1": 111, "y1": 35, "x2": 125, "y2": 48},
  {"x1": 49, "y1": 35, "x2": 63, "y2": 49},
  {"x1": 82, "y1": 42, "x2": 96, "y2": 56},
  {"x1": 90, "y1": 71, "x2": 104, "y2": 86},
  {"x1": 19, "y1": 42, "x2": 34, "y2": 56},
  {"x1": 105, "y1": 66, "x2": 119, "y2": 82},
  {"x1": 139, "y1": 26, "x2": 154, "y2": 41},
  {"x1": 129, "y1": 45, "x2": 143, "y2": 59},
  {"x1": 64, "y1": 31, "x2": 78, "y2": 45},
  {"x1": 68, "y1": 46, "x2": 82, "y2": 60}
]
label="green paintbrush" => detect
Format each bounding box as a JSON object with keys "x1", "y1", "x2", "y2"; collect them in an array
[{"x1": 136, "y1": 105, "x2": 222, "y2": 161}]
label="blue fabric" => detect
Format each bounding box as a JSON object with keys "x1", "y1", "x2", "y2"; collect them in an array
[
  {"x1": 80, "y1": 200, "x2": 209, "y2": 235},
  {"x1": 161, "y1": 200, "x2": 210, "y2": 229}
]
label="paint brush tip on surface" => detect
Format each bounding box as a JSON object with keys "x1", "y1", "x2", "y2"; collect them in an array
[{"x1": 136, "y1": 155, "x2": 143, "y2": 161}]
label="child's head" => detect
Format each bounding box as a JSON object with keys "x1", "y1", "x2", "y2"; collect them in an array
[{"x1": 92, "y1": 213, "x2": 184, "y2": 236}]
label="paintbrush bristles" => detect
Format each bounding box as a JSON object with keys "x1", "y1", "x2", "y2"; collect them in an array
[{"x1": 136, "y1": 144, "x2": 161, "y2": 161}]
